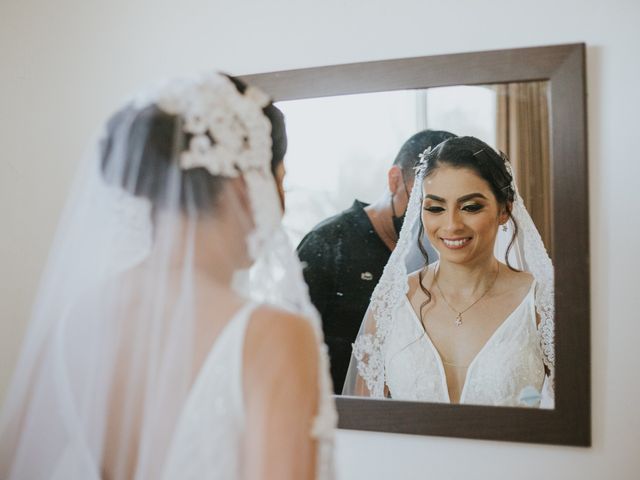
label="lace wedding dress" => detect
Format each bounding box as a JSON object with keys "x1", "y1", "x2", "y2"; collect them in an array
[{"x1": 384, "y1": 282, "x2": 545, "y2": 406}]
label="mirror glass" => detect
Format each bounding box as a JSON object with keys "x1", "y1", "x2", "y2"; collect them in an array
[{"x1": 278, "y1": 81, "x2": 554, "y2": 408}]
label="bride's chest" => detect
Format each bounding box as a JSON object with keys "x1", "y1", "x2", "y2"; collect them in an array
[{"x1": 383, "y1": 300, "x2": 544, "y2": 406}]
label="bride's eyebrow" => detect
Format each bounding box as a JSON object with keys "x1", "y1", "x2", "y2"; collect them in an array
[
  {"x1": 424, "y1": 194, "x2": 445, "y2": 202},
  {"x1": 457, "y1": 193, "x2": 487, "y2": 203},
  {"x1": 424, "y1": 193, "x2": 488, "y2": 203}
]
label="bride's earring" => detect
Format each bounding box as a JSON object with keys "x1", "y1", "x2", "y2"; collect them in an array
[{"x1": 502, "y1": 223, "x2": 508, "y2": 232}]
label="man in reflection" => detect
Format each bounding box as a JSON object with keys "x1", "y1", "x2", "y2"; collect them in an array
[{"x1": 297, "y1": 129, "x2": 456, "y2": 393}]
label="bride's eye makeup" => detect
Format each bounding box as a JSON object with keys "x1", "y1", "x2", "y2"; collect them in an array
[
  {"x1": 423, "y1": 204, "x2": 445, "y2": 213},
  {"x1": 461, "y1": 203, "x2": 484, "y2": 212},
  {"x1": 422, "y1": 194, "x2": 487, "y2": 214}
]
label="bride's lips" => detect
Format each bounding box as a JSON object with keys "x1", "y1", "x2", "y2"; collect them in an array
[{"x1": 441, "y1": 237, "x2": 472, "y2": 249}]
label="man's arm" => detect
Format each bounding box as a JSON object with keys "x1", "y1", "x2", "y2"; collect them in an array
[{"x1": 297, "y1": 231, "x2": 335, "y2": 320}]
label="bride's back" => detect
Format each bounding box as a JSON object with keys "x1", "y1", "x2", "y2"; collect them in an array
[
  {"x1": 100, "y1": 266, "x2": 325, "y2": 480},
  {"x1": 98, "y1": 267, "x2": 246, "y2": 479}
]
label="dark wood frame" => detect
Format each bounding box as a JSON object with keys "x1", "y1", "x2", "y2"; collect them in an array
[{"x1": 242, "y1": 43, "x2": 590, "y2": 446}]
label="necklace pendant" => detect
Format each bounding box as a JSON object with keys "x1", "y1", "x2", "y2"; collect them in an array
[{"x1": 455, "y1": 313, "x2": 463, "y2": 326}]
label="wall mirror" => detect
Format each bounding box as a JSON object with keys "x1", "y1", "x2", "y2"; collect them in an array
[{"x1": 241, "y1": 43, "x2": 589, "y2": 446}]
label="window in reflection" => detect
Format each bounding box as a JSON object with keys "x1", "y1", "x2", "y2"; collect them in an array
[
  {"x1": 278, "y1": 86, "x2": 506, "y2": 246},
  {"x1": 424, "y1": 85, "x2": 497, "y2": 148}
]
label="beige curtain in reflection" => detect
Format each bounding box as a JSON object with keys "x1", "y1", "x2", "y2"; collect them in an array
[{"x1": 495, "y1": 82, "x2": 552, "y2": 258}]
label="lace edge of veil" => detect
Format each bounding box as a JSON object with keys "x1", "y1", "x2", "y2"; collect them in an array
[{"x1": 351, "y1": 177, "x2": 424, "y2": 397}]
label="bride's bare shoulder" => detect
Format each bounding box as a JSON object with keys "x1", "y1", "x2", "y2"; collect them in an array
[
  {"x1": 247, "y1": 305, "x2": 317, "y2": 345},
  {"x1": 243, "y1": 305, "x2": 319, "y2": 391},
  {"x1": 497, "y1": 263, "x2": 535, "y2": 296}
]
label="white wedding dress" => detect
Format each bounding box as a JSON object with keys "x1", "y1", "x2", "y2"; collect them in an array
[
  {"x1": 383, "y1": 281, "x2": 546, "y2": 407},
  {"x1": 162, "y1": 302, "x2": 336, "y2": 480}
]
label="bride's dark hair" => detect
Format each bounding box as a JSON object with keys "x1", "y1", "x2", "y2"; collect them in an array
[
  {"x1": 99, "y1": 75, "x2": 286, "y2": 214},
  {"x1": 416, "y1": 136, "x2": 519, "y2": 313}
]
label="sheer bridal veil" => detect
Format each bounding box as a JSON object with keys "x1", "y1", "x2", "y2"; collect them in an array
[{"x1": 0, "y1": 73, "x2": 334, "y2": 479}]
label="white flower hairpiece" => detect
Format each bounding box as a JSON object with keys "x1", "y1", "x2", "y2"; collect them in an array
[
  {"x1": 499, "y1": 150, "x2": 516, "y2": 191},
  {"x1": 153, "y1": 73, "x2": 273, "y2": 177},
  {"x1": 415, "y1": 146, "x2": 432, "y2": 178}
]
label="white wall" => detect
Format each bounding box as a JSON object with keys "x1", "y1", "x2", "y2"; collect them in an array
[{"x1": 1, "y1": 0, "x2": 638, "y2": 478}]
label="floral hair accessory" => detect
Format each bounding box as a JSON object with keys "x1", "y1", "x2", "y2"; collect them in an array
[
  {"x1": 153, "y1": 73, "x2": 273, "y2": 177},
  {"x1": 415, "y1": 146, "x2": 433, "y2": 178}
]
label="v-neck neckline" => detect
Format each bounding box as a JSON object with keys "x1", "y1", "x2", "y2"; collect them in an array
[{"x1": 401, "y1": 280, "x2": 534, "y2": 404}]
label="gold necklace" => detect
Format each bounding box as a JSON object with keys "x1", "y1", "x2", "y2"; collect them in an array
[{"x1": 434, "y1": 264, "x2": 500, "y2": 326}]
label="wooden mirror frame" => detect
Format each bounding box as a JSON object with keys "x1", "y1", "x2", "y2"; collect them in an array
[{"x1": 241, "y1": 43, "x2": 590, "y2": 446}]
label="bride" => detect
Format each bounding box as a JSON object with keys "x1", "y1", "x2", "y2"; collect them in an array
[
  {"x1": 344, "y1": 136, "x2": 554, "y2": 408},
  {"x1": 0, "y1": 73, "x2": 336, "y2": 479}
]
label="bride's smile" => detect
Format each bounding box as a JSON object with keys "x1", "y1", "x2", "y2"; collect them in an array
[{"x1": 440, "y1": 237, "x2": 472, "y2": 249}]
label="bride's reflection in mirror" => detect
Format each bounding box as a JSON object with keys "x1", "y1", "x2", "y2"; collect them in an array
[
  {"x1": 280, "y1": 82, "x2": 554, "y2": 407},
  {"x1": 343, "y1": 136, "x2": 555, "y2": 408}
]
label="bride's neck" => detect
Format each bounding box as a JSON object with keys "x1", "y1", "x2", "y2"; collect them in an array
[
  {"x1": 436, "y1": 254, "x2": 500, "y2": 296},
  {"x1": 148, "y1": 216, "x2": 248, "y2": 288}
]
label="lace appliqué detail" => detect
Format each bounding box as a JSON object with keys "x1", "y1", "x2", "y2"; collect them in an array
[
  {"x1": 150, "y1": 73, "x2": 282, "y2": 264},
  {"x1": 511, "y1": 194, "x2": 555, "y2": 384},
  {"x1": 352, "y1": 174, "x2": 424, "y2": 397},
  {"x1": 311, "y1": 339, "x2": 338, "y2": 480},
  {"x1": 154, "y1": 74, "x2": 272, "y2": 179}
]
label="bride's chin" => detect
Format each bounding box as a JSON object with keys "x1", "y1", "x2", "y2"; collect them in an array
[{"x1": 436, "y1": 249, "x2": 473, "y2": 265}]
